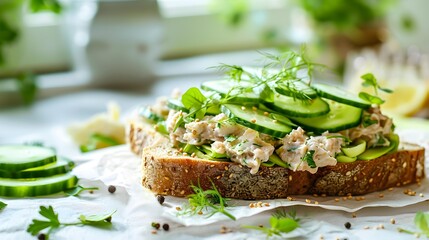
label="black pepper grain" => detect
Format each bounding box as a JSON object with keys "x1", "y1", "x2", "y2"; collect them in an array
[
  {"x1": 151, "y1": 222, "x2": 160, "y2": 229},
  {"x1": 108, "y1": 185, "x2": 116, "y2": 193},
  {"x1": 162, "y1": 223, "x2": 170, "y2": 231},
  {"x1": 38, "y1": 233, "x2": 46, "y2": 240},
  {"x1": 344, "y1": 222, "x2": 351, "y2": 229},
  {"x1": 156, "y1": 195, "x2": 165, "y2": 205}
]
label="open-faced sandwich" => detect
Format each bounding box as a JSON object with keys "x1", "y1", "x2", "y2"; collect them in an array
[{"x1": 128, "y1": 51, "x2": 425, "y2": 200}]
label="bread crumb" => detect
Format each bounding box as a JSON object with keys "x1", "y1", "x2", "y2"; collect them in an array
[
  {"x1": 264, "y1": 203, "x2": 270, "y2": 207},
  {"x1": 352, "y1": 213, "x2": 357, "y2": 218},
  {"x1": 180, "y1": 190, "x2": 185, "y2": 195},
  {"x1": 305, "y1": 199, "x2": 311, "y2": 204},
  {"x1": 287, "y1": 196, "x2": 293, "y2": 201}
]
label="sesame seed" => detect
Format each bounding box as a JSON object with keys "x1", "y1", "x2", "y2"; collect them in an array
[
  {"x1": 225, "y1": 166, "x2": 229, "y2": 170},
  {"x1": 352, "y1": 213, "x2": 356, "y2": 218},
  {"x1": 403, "y1": 162, "x2": 407, "y2": 168},
  {"x1": 241, "y1": 106, "x2": 246, "y2": 110},
  {"x1": 151, "y1": 230, "x2": 157, "y2": 234},
  {"x1": 164, "y1": 177, "x2": 170, "y2": 181},
  {"x1": 313, "y1": 194, "x2": 318, "y2": 197},
  {"x1": 183, "y1": 152, "x2": 188, "y2": 156},
  {"x1": 305, "y1": 199, "x2": 311, "y2": 204},
  {"x1": 210, "y1": 164, "x2": 214, "y2": 167},
  {"x1": 195, "y1": 118, "x2": 200, "y2": 122},
  {"x1": 198, "y1": 211, "x2": 203, "y2": 215},
  {"x1": 378, "y1": 224, "x2": 384, "y2": 229},
  {"x1": 390, "y1": 218, "x2": 396, "y2": 224},
  {"x1": 264, "y1": 203, "x2": 270, "y2": 207},
  {"x1": 252, "y1": 106, "x2": 257, "y2": 111},
  {"x1": 314, "y1": 201, "x2": 319, "y2": 205},
  {"x1": 420, "y1": 193, "x2": 424, "y2": 197},
  {"x1": 335, "y1": 198, "x2": 340, "y2": 202},
  {"x1": 287, "y1": 196, "x2": 293, "y2": 201},
  {"x1": 229, "y1": 173, "x2": 234, "y2": 178},
  {"x1": 354, "y1": 176, "x2": 357, "y2": 181},
  {"x1": 180, "y1": 190, "x2": 185, "y2": 195},
  {"x1": 251, "y1": 119, "x2": 257, "y2": 123},
  {"x1": 369, "y1": 178, "x2": 373, "y2": 183},
  {"x1": 391, "y1": 158, "x2": 396, "y2": 162},
  {"x1": 321, "y1": 194, "x2": 327, "y2": 197},
  {"x1": 379, "y1": 193, "x2": 384, "y2": 198},
  {"x1": 185, "y1": 169, "x2": 188, "y2": 173},
  {"x1": 263, "y1": 112, "x2": 269, "y2": 116},
  {"x1": 176, "y1": 206, "x2": 182, "y2": 211},
  {"x1": 272, "y1": 120, "x2": 278, "y2": 123},
  {"x1": 363, "y1": 226, "x2": 370, "y2": 229},
  {"x1": 346, "y1": 171, "x2": 351, "y2": 176},
  {"x1": 289, "y1": 175, "x2": 293, "y2": 181},
  {"x1": 191, "y1": 153, "x2": 196, "y2": 157},
  {"x1": 388, "y1": 187, "x2": 394, "y2": 191}
]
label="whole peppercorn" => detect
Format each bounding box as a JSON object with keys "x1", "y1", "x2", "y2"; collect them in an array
[
  {"x1": 108, "y1": 185, "x2": 116, "y2": 194},
  {"x1": 162, "y1": 223, "x2": 170, "y2": 231},
  {"x1": 151, "y1": 222, "x2": 160, "y2": 229},
  {"x1": 344, "y1": 222, "x2": 352, "y2": 229},
  {"x1": 38, "y1": 233, "x2": 46, "y2": 240},
  {"x1": 157, "y1": 195, "x2": 165, "y2": 205}
]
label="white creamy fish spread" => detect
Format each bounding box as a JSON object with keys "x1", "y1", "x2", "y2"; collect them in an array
[{"x1": 151, "y1": 97, "x2": 394, "y2": 174}]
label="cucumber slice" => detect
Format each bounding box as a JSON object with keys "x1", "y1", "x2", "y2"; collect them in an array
[
  {"x1": 341, "y1": 140, "x2": 366, "y2": 158},
  {"x1": 291, "y1": 100, "x2": 362, "y2": 132},
  {"x1": 139, "y1": 106, "x2": 165, "y2": 122},
  {"x1": 0, "y1": 156, "x2": 74, "y2": 179},
  {"x1": 264, "y1": 94, "x2": 330, "y2": 117},
  {"x1": 0, "y1": 173, "x2": 78, "y2": 197},
  {"x1": 167, "y1": 99, "x2": 189, "y2": 112},
  {"x1": 336, "y1": 154, "x2": 357, "y2": 163},
  {"x1": 312, "y1": 83, "x2": 371, "y2": 109},
  {"x1": 201, "y1": 80, "x2": 260, "y2": 104},
  {"x1": 357, "y1": 134, "x2": 399, "y2": 160},
  {"x1": 268, "y1": 153, "x2": 290, "y2": 168},
  {"x1": 275, "y1": 81, "x2": 318, "y2": 99},
  {"x1": 0, "y1": 145, "x2": 56, "y2": 172},
  {"x1": 221, "y1": 104, "x2": 292, "y2": 138}
]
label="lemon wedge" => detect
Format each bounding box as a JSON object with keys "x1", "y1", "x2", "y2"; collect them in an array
[{"x1": 380, "y1": 82, "x2": 429, "y2": 116}]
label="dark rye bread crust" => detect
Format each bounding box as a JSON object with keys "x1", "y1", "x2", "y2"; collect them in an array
[{"x1": 128, "y1": 118, "x2": 426, "y2": 200}]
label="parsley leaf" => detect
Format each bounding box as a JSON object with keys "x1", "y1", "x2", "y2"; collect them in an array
[
  {"x1": 179, "y1": 181, "x2": 236, "y2": 220},
  {"x1": 303, "y1": 150, "x2": 316, "y2": 168},
  {"x1": 27, "y1": 206, "x2": 60, "y2": 236},
  {"x1": 0, "y1": 201, "x2": 6, "y2": 210},
  {"x1": 27, "y1": 205, "x2": 115, "y2": 238},
  {"x1": 65, "y1": 185, "x2": 99, "y2": 196},
  {"x1": 244, "y1": 209, "x2": 300, "y2": 238}
]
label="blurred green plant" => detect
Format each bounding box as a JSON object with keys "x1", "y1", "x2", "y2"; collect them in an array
[
  {"x1": 209, "y1": 0, "x2": 249, "y2": 27},
  {"x1": 0, "y1": 0, "x2": 62, "y2": 105},
  {"x1": 296, "y1": 0, "x2": 395, "y2": 32}
]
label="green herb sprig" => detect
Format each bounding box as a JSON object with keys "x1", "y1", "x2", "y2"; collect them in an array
[
  {"x1": 0, "y1": 201, "x2": 6, "y2": 210},
  {"x1": 64, "y1": 185, "x2": 99, "y2": 196},
  {"x1": 175, "y1": 48, "x2": 321, "y2": 130},
  {"x1": 179, "y1": 182, "x2": 236, "y2": 220},
  {"x1": 27, "y1": 205, "x2": 116, "y2": 238},
  {"x1": 302, "y1": 150, "x2": 316, "y2": 168},
  {"x1": 243, "y1": 209, "x2": 300, "y2": 238},
  {"x1": 398, "y1": 212, "x2": 429, "y2": 238},
  {"x1": 359, "y1": 73, "x2": 393, "y2": 105}
]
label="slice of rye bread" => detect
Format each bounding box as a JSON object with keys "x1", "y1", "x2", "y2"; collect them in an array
[{"x1": 128, "y1": 118, "x2": 426, "y2": 200}]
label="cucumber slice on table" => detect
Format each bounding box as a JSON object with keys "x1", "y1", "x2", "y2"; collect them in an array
[
  {"x1": 0, "y1": 145, "x2": 56, "y2": 172},
  {"x1": 221, "y1": 104, "x2": 293, "y2": 138},
  {"x1": 0, "y1": 173, "x2": 78, "y2": 197},
  {"x1": 291, "y1": 100, "x2": 363, "y2": 132},
  {"x1": 264, "y1": 94, "x2": 330, "y2": 117},
  {"x1": 312, "y1": 83, "x2": 371, "y2": 109},
  {"x1": 167, "y1": 99, "x2": 189, "y2": 112},
  {"x1": 201, "y1": 80, "x2": 260, "y2": 104},
  {"x1": 0, "y1": 156, "x2": 74, "y2": 179},
  {"x1": 274, "y1": 80, "x2": 318, "y2": 99}
]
